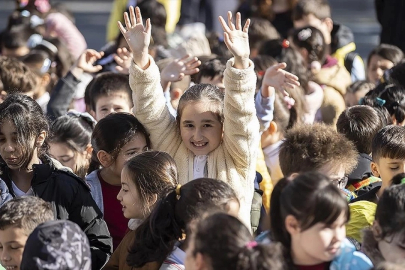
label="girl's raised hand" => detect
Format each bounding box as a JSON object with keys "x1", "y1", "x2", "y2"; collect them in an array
[
  {"x1": 118, "y1": 6, "x2": 151, "y2": 69},
  {"x1": 219, "y1": 12, "x2": 250, "y2": 69}
]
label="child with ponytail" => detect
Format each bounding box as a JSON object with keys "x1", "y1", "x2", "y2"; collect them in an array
[
  {"x1": 86, "y1": 112, "x2": 150, "y2": 249},
  {"x1": 269, "y1": 171, "x2": 373, "y2": 269},
  {"x1": 185, "y1": 212, "x2": 286, "y2": 270},
  {"x1": 125, "y1": 178, "x2": 240, "y2": 270}
]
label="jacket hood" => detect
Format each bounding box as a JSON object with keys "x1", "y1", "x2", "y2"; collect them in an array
[
  {"x1": 361, "y1": 228, "x2": 385, "y2": 266},
  {"x1": 331, "y1": 23, "x2": 355, "y2": 54}
]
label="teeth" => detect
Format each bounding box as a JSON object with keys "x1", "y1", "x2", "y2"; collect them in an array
[{"x1": 193, "y1": 142, "x2": 207, "y2": 147}]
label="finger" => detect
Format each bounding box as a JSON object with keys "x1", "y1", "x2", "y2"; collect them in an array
[
  {"x1": 285, "y1": 73, "x2": 299, "y2": 82},
  {"x1": 188, "y1": 60, "x2": 201, "y2": 69},
  {"x1": 284, "y1": 82, "x2": 297, "y2": 90},
  {"x1": 185, "y1": 56, "x2": 198, "y2": 65},
  {"x1": 135, "y1": 7, "x2": 143, "y2": 24},
  {"x1": 228, "y1": 11, "x2": 235, "y2": 30},
  {"x1": 124, "y1": 12, "x2": 131, "y2": 28},
  {"x1": 118, "y1": 21, "x2": 127, "y2": 34},
  {"x1": 243, "y1": 18, "x2": 250, "y2": 33},
  {"x1": 145, "y1": 18, "x2": 151, "y2": 35},
  {"x1": 89, "y1": 65, "x2": 103, "y2": 73},
  {"x1": 276, "y1": 62, "x2": 287, "y2": 70},
  {"x1": 114, "y1": 54, "x2": 124, "y2": 64},
  {"x1": 236, "y1": 12, "x2": 242, "y2": 30},
  {"x1": 179, "y1": 54, "x2": 190, "y2": 62},
  {"x1": 129, "y1": 6, "x2": 136, "y2": 26},
  {"x1": 218, "y1": 16, "x2": 231, "y2": 32},
  {"x1": 184, "y1": 68, "x2": 200, "y2": 75},
  {"x1": 223, "y1": 32, "x2": 232, "y2": 47},
  {"x1": 116, "y1": 66, "x2": 124, "y2": 72}
]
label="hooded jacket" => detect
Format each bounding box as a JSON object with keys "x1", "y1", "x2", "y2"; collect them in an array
[{"x1": 0, "y1": 156, "x2": 113, "y2": 270}]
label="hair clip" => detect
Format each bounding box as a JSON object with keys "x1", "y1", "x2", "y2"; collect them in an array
[
  {"x1": 284, "y1": 95, "x2": 296, "y2": 109},
  {"x1": 175, "y1": 184, "x2": 182, "y2": 196},
  {"x1": 246, "y1": 241, "x2": 258, "y2": 249},
  {"x1": 40, "y1": 58, "x2": 52, "y2": 74},
  {"x1": 40, "y1": 40, "x2": 58, "y2": 54},
  {"x1": 282, "y1": 39, "x2": 290, "y2": 48},
  {"x1": 257, "y1": 70, "x2": 265, "y2": 77},
  {"x1": 401, "y1": 178, "x2": 405, "y2": 184},
  {"x1": 375, "y1": 98, "x2": 386, "y2": 106},
  {"x1": 298, "y1": 28, "x2": 312, "y2": 41}
]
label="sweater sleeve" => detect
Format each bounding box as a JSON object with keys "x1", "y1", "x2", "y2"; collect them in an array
[
  {"x1": 223, "y1": 58, "x2": 260, "y2": 174},
  {"x1": 129, "y1": 57, "x2": 181, "y2": 153}
]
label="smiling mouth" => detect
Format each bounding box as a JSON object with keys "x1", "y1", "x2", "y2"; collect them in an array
[
  {"x1": 5, "y1": 266, "x2": 17, "y2": 269},
  {"x1": 191, "y1": 142, "x2": 208, "y2": 147}
]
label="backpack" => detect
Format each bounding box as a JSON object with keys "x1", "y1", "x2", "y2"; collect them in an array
[{"x1": 344, "y1": 51, "x2": 359, "y2": 75}]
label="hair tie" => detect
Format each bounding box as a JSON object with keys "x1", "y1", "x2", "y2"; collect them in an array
[
  {"x1": 246, "y1": 241, "x2": 258, "y2": 249},
  {"x1": 401, "y1": 178, "x2": 405, "y2": 184},
  {"x1": 175, "y1": 184, "x2": 182, "y2": 196},
  {"x1": 375, "y1": 98, "x2": 386, "y2": 106},
  {"x1": 283, "y1": 96, "x2": 296, "y2": 109},
  {"x1": 298, "y1": 28, "x2": 312, "y2": 41},
  {"x1": 282, "y1": 39, "x2": 290, "y2": 48}
]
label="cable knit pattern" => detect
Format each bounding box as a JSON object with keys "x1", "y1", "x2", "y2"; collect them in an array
[{"x1": 129, "y1": 56, "x2": 259, "y2": 227}]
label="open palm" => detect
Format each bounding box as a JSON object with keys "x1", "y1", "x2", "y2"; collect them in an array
[
  {"x1": 219, "y1": 12, "x2": 250, "y2": 59},
  {"x1": 118, "y1": 7, "x2": 151, "y2": 57}
]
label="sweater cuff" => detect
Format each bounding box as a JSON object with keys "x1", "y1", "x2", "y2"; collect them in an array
[
  {"x1": 225, "y1": 57, "x2": 255, "y2": 80},
  {"x1": 129, "y1": 55, "x2": 160, "y2": 85}
]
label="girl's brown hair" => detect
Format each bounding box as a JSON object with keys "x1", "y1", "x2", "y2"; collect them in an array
[{"x1": 123, "y1": 151, "x2": 178, "y2": 216}]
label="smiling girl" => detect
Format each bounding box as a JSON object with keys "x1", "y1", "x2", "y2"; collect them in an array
[
  {"x1": 269, "y1": 171, "x2": 373, "y2": 270},
  {"x1": 120, "y1": 7, "x2": 259, "y2": 226}
]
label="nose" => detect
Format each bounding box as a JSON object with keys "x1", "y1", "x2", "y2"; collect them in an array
[
  {"x1": 117, "y1": 190, "x2": 122, "y2": 201},
  {"x1": 3, "y1": 143, "x2": 15, "y2": 153},
  {"x1": 1, "y1": 250, "x2": 11, "y2": 262},
  {"x1": 333, "y1": 225, "x2": 346, "y2": 243},
  {"x1": 193, "y1": 128, "x2": 203, "y2": 141},
  {"x1": 376, "y1": 68, "x2": 384, "y2": 79}
]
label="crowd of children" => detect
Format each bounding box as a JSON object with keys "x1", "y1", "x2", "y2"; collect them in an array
[{"x1": 1, "y1": 0, "x2": 405, "y2": 269}]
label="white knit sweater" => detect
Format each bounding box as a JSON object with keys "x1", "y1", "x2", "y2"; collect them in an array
[{"x1": 129, "y1": 56, "x2": 259, "y2": 226}]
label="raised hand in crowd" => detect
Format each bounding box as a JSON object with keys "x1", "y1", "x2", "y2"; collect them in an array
[
  {"x1": 261, "y1": 62, "x2": 300, "y2": 98},
  {"x1": 71, "y1": 49, "x2": 104, "y2": 78},
  {"x1": 114, "y1": 47, "x2": 133, "y2": 74}
]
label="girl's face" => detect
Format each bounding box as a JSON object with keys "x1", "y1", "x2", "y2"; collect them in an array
[
  {"x1": 375, "y1": 223, "x2": 405, "y2": 264},
  {"x1": 367, "y1": 54, "x2": 394, "y2": 84},
  {"x1": 117, "y1": 166, "x2": 145, "y2": 219},
  {"x1": 111, "y1": 134, "x2": 148, "y2": 177},
  {"x1": 180, "y1": 101, "x2": 223, "y2": 156},
  {"x1": 0, "y1": 120, "x2": 29, "y2": 170},
  {"x1": 289, "y1": 212, "x2": 347, "y2": 265},
  {"x1": 49, "y1": 142, "x2": 90, "y2": 176}
]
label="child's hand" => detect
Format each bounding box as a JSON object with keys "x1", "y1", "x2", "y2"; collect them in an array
[
  {"x1": 219, "y1": 11, "x2": 250, "y2": 69},
  {"x1": 114, "y1": 47, "x2": 133, "y2": 74},
  {"x1": 261, "y1": 62, "x2": 300, "y2": 97},
  {"x1": 161, "y1": 55, "x2": 201, "y2": 83},
  {"x1": 118, "y1": 6, "x2": 151, "y2": 69},
  {"x1": 71, "y1": 49, "x2": 104, "y2": 78}
]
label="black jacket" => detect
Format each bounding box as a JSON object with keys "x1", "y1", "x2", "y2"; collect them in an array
[
  {"x1": 0, "y1": 156, "x2": 113, "y2": 270},
  {"x1": 376, "y1": 0, "x2": 405, "y2": 52}
]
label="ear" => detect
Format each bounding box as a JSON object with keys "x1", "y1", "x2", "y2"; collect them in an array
[
  {"x1": 171, "y1": 88, "x2": 182, "y2": 101},
  {"x1": 371, "y1": 161, "x2": 380, "y2": 177},
  {"x1": 372, "y1": 220, "x2": 383, "y2": 240},
  {"x1": 36, "y1": 131, "x2": 47, "y2": 148},
  {"x1": 40, "y1": 73, "x2": 51, "y2": 87},
  {"x1": 84, "y1": 144, "x2": 93, "y2": 158},
  {"x1": 146, "y1": 193, "x2": 158, "y2": 207},
  {"x1": 194, "y1": 252, "x2": 209, "y2": 270},
  {"x1": 285, "y1": 215, "x2": 300, "y2": 235},
  {"x1": 96, "y1": 150, "x2": 113, "y2": 168},
  {"x1": 324, "y1": 17, "x2": 334, "y2": 33},
  {"x1": 268, "y1": 121, "x2": 278, "y2": 135}
]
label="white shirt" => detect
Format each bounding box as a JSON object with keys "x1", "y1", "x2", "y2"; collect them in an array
[
  {"x1": 12, "y1": 181, "x2": 34, "y2": 197},
  {"x1": 193, "y1": 155, "x2": 207, "y2": 179},
  {"x1": 262, "y1": 140, "x2": 284, "y2": 183}
]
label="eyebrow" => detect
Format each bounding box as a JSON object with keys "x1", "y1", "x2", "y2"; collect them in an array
[
  {"x1": 125, "y1": 147, "x2": 142, "y2": 153},
  {"x1": 182, "y1": 119, "x2": 216, "y2": 124}
]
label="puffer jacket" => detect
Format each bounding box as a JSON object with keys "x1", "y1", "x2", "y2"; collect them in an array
[{"x1": 0, "y1": 156, "x2": 113, "y2": 270}]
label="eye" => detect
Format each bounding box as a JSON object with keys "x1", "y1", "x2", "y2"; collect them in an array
[
  {"x1": 101, "y1": 108, "x2": 108, "y2": 112},
  {"x1": 10, "y1": 245, "x2": 22, "y2": 250},
  {"x1": 390, "y1": 166, "x2": 399, "y2": 170},
  {"x1": 115, "y1": 107, "x2": 124, "y2": 112},
  {"x1": 184, "y1": 124, "x2": 194, "y2": 128},
  {"x1": 203, "y1": 124, "x2": 212, "y2": 128}
]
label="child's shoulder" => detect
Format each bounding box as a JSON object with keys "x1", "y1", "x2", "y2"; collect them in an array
[
  {"x1": 48, "y1": 158, "x2": 90, "y2": 192},
  {"x1": 330, "y1": 239, "x2": 373, "y2": 270}
]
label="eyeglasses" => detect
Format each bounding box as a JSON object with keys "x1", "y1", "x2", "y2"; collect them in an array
[{"x1": 331, "y1": 176, "x2": 349, "y2": 189}]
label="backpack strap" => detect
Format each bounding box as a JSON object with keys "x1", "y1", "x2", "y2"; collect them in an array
[{"x1": 344, "y1": 51, "x2": 358, "y2": 74}]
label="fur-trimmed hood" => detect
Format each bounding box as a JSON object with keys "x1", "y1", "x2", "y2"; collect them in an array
[{"x1": 361, "y1": 228, "x2": 385, "y2": 266}]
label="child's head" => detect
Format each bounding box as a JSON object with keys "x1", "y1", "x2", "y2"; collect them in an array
[
  {"x1": 117, "y1": 151, "x2": 178, "y2": 219},
  {"x1": 248, "y1": 17, "x2": 280, "y2": 58},
  {"x1": 1, "y1": 24, "x2": 33, "y2": 58},
  {"x1": 345, "y1": 80, "x2": 375, "y2": 107},
  {"x1": 185, "y1": 212, "x2": 286, "y2": 270},
  {"x1": 337, "y1": 105, "x2": 384, "y2": 154},
  {"x1": 270, "y1": 172, "x2": 349, "y2": 266},
  {"x1": 279, "y1": 123, "x2": 357, "y2": 188},
  {"x1": 20, "y1": 220, "x2": 91, "y2": 270},
  {"x1": 0, "y1": 56, "x2": 37, "y2": 99},
  {"x1": 372, "y1": 184, "x2": 405, "y2": 264},
  {"x1": 0, "y1": 196, "x2": 54, "y2": 269},
  {"x1": 197, "y1": 58, "x2": 226, "y2": 91},
  {"x1": 88, "y1": 72, "x2": 133, "y2": 121},
  {"x1": 177, "y1": 84, "x2": 224, "y2": 156},
  {"x1": 292, "y1": 0, "x2": 333, "y2": 45},
  {"x1": 367, "y1": 44, "x2": 404, "y2": 84},
  {"x1": 88, "y1": 113, "x2": 150, "y2": 177},
  {"x1": 363, "y1": 83, "x2": 405, "y2": 126},
  {"x1": 49, "y1": 112, "x2": 96, "y2": 179},
  {"x1": 291, "y1": 26, "x2": 327, "y2": 67},
  {"x1": 371, "y1": 125, "x2": 405, "y2": 196},
  {"x1": 127, "y1": 178, "x2": 239, "y2": 268},
  {"x1": 0, "y1": 93, "x2": 48, "y2": 170}
]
